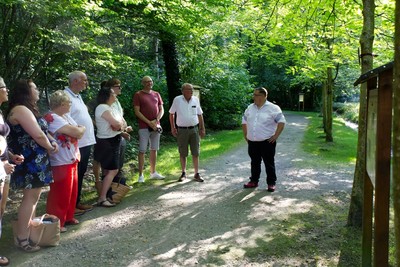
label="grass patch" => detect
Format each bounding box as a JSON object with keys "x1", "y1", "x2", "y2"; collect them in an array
[
  {"x1": 127, "y1": 129, "x2": 245, "y2": 180},
  {"x1": 301, "y1": 112, "x2": 357, "y2": 166}
]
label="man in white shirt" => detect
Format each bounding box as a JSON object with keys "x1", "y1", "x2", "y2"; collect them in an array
[
  {"x1": 169, "y1": 83, "x2": 206, "y2": 182},
  {"x1": 64, "y1": 71, "x2": 96, "y2": 214},
  {"x1": 242, "y1": 87, "x2": 285, "y2": 192}
]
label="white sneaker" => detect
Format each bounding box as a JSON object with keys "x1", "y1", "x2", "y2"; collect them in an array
[
  {"x1": 138, "y1": 174, "x2": 145, "y2": 183},
  {"x1": 150, "y1": 171, "x2": 165, "y2": 180}
]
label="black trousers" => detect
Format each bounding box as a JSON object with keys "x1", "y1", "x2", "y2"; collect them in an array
[
  {"x1": 76, "y1": 145, "x2": 93, "y2": 205},
  {"x1": 248, "y1": 139, "x2": 277, "y2": 185}
]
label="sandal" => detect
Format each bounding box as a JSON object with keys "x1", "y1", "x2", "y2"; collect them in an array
[
  {"x1": 0, "y1": 255, "x2": 9, "y2": 266},
  {"x1": 15, "y1": 237, "x2": 40, "y2": 253},
  {"x1": 65, "y1": 218, "x2": 79, "y2": 225},
  {"x1": 97, "y1": 199, "x2": 116, "y2": 207}
]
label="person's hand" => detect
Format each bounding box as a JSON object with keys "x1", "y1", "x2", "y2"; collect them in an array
[
  {"x1": 171, "y1": 128, "x2": 178, "y2": 137},
  {"x1": 121, "y1": 131, "x2": 131, "y2": 141},
  {"x1": 4, "y1": 162, "x2": 16, "y2": 175},
  {"x1": 267, "y1": 135, "x2": 278, "y2": 143},
  {"x1": 148, "y1": 120, "x2": 158, "y2": 131},
  {"x1": 48, "y1": 141, "x2": 59, "y2": 154},
  {"x1": 199, "y1": 128, "x2": 206, "y2": 138},
  {"x1": 10, "y1": 153, "x2": 24, "y2": 165},
  {"x1": 125, "y1": 126, "x2": 133, "y2": 133}
]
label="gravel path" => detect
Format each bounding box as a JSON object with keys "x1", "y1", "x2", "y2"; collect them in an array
[{"x1": 6, "y1": 113, "x2": 355, "y2": 266}]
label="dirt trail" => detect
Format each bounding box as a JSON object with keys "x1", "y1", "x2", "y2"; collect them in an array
[{"x1": 5, "y1": 113, "x2": 355, "y2": 266}]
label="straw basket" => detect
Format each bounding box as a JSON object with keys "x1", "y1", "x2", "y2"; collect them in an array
[{"x1": 95, "y1": 180, "x2": 130, "y2": 204}]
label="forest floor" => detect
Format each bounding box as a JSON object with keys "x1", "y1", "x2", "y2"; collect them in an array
[{"x1": 2, "y1": 113, "x2": 357, "y2": 266}]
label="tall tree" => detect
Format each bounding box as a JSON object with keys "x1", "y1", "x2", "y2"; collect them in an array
[
  {"x1": 347, "y1": 0, "x2": 375, "y2": 227},
  {"x1": 392, "y1": 0, "x2": 400, "y2": 264}
]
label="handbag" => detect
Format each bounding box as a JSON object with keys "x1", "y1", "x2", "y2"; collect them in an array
[
  {"x1": 13, "y1": 214, "x2": 60, "y2": 247},
  {"x1": 95, "y1": 177, "x2": 130, "y2": 204}
]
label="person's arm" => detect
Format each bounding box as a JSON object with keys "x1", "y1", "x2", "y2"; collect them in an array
[
  {"x1": 198, "y1": 114, "x2": 205, "y2": 138},
  {"x1": 9, "y1": 106, "x2": 57, "y2": 153},
  {"x1": 156, "y1": 104, "x2": 164, "y2": 122},
  {"x1": 242, "y1": 123, "x2": 248, "y2": 142},
  {"x1": 268, "y1": 122, "x2": 285, "y2": 143},
  {"x1": 57, "y1": 124, "x2": 86, "y2": 139},
  {"x1": 101, "y1": 110, "x2": 123, "y2": 131},
  {"x1": 169, "y1": 113, "x2": 177, "y2": 137},
  {"x1": 134, "y1": 105, "x2": 157, "y2": 130}
]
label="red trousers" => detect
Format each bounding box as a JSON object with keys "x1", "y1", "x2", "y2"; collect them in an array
[{"x1": 46, "y1": 162, "x2": 78, "y2": 227}]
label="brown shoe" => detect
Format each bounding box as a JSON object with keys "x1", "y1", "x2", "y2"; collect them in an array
[
  {"x1": 74, "y1": 208, "x2": 86, "y2": 216},
  {"x1": 193, "y1": 173, "x2": 204, "y2": 182},
  {"x1": 76, "y1": 203, "x2": 93, "y2": 211}
]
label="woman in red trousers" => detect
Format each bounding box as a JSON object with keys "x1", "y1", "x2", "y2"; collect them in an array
[{"x1": 44, "y1": 90, "x2": 86, "y2": 233}]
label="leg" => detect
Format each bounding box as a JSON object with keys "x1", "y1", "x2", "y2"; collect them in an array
[
  {"x1": 98, "y1": 169, "x2": 118, "y2": 207},
  {"x1": 66, "y1": 163, "x2": 78, "y2": 222},
  {"x1": 46, "y1": 165, "x2": 73, "y2": 228},
  {"x1": 149, "y1": 149, "x2": 157, "y2": 174},
  {"x1": 138, "y1": 152, "x2": 145, "y2": 176},
  {"x1": 180, "y1": 156, "x2": 187, "y2": 173},
  {"x1": 92, "y1": 160, "x2": 101, "y2": 182},
  {"x1": 262, "y1": 141, "x2": 277, "y2": 186},
  {"x1": 192, "y1": 155, "x2": 199, "y2": 174},
  {"x1": 76, "y1": 145, "x2": 92, "y2": 206},
  {"x1": 16, "y1": 188, "x2": 42, "y2": 251},
  {"x1": 0, "y1": 178, "x2": 9, "y2": 217},
  {"x1": 248, "y1": 141, "x2": 262, "y2": 183}
]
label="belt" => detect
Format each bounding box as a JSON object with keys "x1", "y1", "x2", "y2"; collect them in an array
[{"x1": 177, "y1": 124, "x2": 198, "y2": 129}]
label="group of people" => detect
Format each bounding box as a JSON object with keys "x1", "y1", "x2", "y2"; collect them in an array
[
  {"x1": 0, "y1": 72, "x2": 209, "y2": 263},
  {"x1": 0, "y1": 70, "x2": 286, "y2": 265}
]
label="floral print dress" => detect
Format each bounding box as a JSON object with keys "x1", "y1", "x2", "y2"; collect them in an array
[{"x1": 7, "y1": 117, "x2": 53, "y2": 189}]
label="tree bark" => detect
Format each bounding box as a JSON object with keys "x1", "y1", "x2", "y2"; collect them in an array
[
  {"x1": 325, "y1": 66, "x2": 333, "y2": 142},
  {"x1": 347, "y1": 0, "x2": 375, "y2": 227},
  {"x1": 160, "y1": 31, "x2": 181, "y2": 107},
  {"x1": 392, "y1": 0, "x2": 400, "y2": 264}
]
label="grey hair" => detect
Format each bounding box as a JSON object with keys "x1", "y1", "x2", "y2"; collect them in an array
[
  {"x1": 68, "y1": 71, "x2": 85, "y2": 85},
  {"x1": 181, "y1": 83, "x2": 193, "y2": 91},
  {"x1": 49, "y1": 90, "x2": 70, "y2": 110}
]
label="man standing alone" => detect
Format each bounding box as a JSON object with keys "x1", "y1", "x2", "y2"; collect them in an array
[
  {"x1": 242, "y1": 87, "x2": 285, "y2": 192},
  {"x1": 169, "y1": 83, "x2": 206, "y2": 182},
  {"x1": 133, "y1": 76, "x2": 165, "y2": 183},
  {"x1": 64, "y1": 71, "x2": 96, "y2": 214}
]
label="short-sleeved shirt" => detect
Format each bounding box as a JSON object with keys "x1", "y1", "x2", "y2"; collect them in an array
[
  {"x1": 0, "y1": 113, "x2": 10, "y2": 181},
  {"x1": 43, "y1": 112, "x2": 80, "y2": 166},
  {"x1": 95, "y1": 104, "x2": 122, "y2": 139},
  {"x1": 133, "y1": 90, "x2": 163, "y2": 129},
  {"x1": 242, "y1": 100, "x2": 286, "y2": 141},
  {"x1": 64, "y1": 87, "x2": 96, "y2": 148},
  {"x1": 169, "y1": 95, "x2": 203, "y2": 127}
]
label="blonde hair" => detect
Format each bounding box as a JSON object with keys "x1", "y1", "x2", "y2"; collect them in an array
[{"x1": 49, "y1": 90, "x2": 70, "y2": 110}]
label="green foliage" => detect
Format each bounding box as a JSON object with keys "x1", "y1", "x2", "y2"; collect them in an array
[
  {"x1": 301, "y1": 112, "x2": 357, "y2": 165},
  {"x1": 333, "y1": 102, "x2": 359, "y2": 124}
]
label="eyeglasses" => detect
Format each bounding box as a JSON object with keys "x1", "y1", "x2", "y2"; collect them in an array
[
  {"x1": 112, "y1": 85, "x2": 121, "y2": 89},
  {"x1": 253, "y1": 94, "x2": 264, "y2": 97}
]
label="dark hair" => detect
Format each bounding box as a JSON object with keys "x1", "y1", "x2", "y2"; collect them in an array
[
  {"x1": 105, "y1": 78, "x2": 121, "y2": 88},
  {"x1": 7, "y1": 79, "x2": 40, "y2": 117},
  {"x1": 97, "y1": 88, "x2": 113, "y2": 105},
  {"x1": 255, "y1": 87, "x2": 268, "y2": 96},
  {"x1": 100, "y1": 80, "x2": 108, "y2": 90}
]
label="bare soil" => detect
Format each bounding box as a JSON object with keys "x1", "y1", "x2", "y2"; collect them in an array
[{"x1": 2, "y1": 113, "x2": 355, "y2": 266}]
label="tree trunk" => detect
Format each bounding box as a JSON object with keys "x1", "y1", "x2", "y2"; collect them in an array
[
  {"x1": 347, "y1": 0, "x2": 375, "y2": 227},
  {"x1": 325, "y1": 66, "x2": 333, "y2": 142},
  {"x1": 392, "y1": 0, "x2": 400, "y2": 264},
  {"x1": 160, "y1": 31, "x2": 181, "y2": 107}
]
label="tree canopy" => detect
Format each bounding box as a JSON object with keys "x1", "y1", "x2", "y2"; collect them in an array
[{"x1": 0, "y1": 0, "x2": 395, "y2": 128}]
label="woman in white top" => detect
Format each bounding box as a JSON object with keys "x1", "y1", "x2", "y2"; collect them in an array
[
  {"x1": 93, "y1": 88, "x2": 123, "y2": 207},
  {"x1": 43, "y1": 90, "x2": 86, "y2": 233}
]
